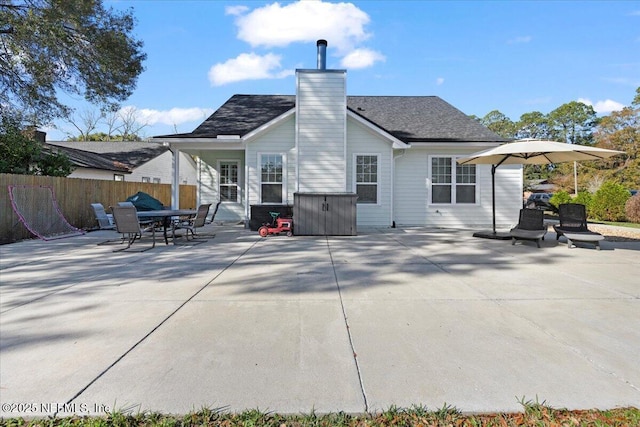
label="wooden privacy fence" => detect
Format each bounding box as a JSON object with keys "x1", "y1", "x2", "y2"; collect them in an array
[{"x1": 0, "y1": 173, "x2": 196, "y2": 244}]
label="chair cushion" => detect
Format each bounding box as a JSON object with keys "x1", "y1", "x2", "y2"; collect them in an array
[{"x1": 510, "y1": 228, "x2": 546, "y2": 240}]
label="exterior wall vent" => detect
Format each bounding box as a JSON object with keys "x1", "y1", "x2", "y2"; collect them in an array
[{"x1": 317, "y1": 39, "x2": 327, "y2": 70}]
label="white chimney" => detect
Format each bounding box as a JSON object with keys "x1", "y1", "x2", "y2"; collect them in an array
[{"x1": 296, "y1": 39, "x2": 347, "y2": 192}]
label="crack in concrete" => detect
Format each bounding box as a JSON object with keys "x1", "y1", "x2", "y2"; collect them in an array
[{"x1": 325, "y1": 236, "x2": 369, "y2": 413}]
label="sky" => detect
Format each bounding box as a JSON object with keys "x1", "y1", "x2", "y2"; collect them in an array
[{"x1": 47, "y1": 0, "x2": 640, "y2": 141}]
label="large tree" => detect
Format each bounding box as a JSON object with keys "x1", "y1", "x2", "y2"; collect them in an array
[
  {"x1": 592, "y1": 87, "x2": 640, "y2": 188},
  {"x1": 478, "y1": 110, "x2": 517, "y2": 138},
  {"x1": 515, "y1": 111, "x2": 551, "y2": 140},
  {"x1": 546, "y1": 101, "x2": 599, "y2": 193},
  {"x1": 0, "y1": 114, "x2": 73, "y2": 176},
  {"x1": 547, "y1": 101, "x2": 598, "y2": 145},
  {"x1": 0, "y1": 0, "x2": 146, "y2": 123}
]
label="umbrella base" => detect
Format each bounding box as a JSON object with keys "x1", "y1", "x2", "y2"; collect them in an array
[{"x1": 472, "y1": 230, "x2": 511, "y2": 240}]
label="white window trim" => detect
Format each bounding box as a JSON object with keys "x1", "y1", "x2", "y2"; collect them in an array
[
  {"x1": 258, "y1": 152, "x2": 287, "y2": 204},
  {"x1": 217, "y1": 159, "x2": 241, "y2": 203},
  {"x1": 427, "y1": 155, "x2": 479, "y2": 206},
  {"x1": 352, "y1": 153, "x2": 381, "y2": 206}
]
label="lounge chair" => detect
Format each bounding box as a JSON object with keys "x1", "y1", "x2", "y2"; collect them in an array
[
  {"x1": 91, "y1": 203, "x2": 115, "y2": 230},
  {"x1": 110, "y1": 205, "x2": 156, "y2": 252},
  {"x1": 553, "y1": 203, "x2": 604, "y2": 250},
  {"x1": 509, "y1": 208, "x2": 547, "y2": 248},
  {"x1": 175, "y1": 203, "x2": 212, "y2": 241}
]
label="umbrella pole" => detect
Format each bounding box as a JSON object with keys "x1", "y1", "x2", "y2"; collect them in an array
[{"x1": 472, "y1": 162, "x2": 510, "y2": 240}]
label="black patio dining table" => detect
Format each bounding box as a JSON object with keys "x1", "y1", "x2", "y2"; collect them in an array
[{"x1": 137, "y1": 209, "x2": 196, "y2": 244}]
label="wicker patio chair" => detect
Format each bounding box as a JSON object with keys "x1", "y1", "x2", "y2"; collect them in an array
[
  {"x1": 553, "y1": 203, "x2": 604, "y2": 250},
  {"x1": 509, "y1": 208, "x2": 547, "y2": 248}
]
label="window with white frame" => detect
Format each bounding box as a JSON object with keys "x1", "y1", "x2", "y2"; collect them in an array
[
  {"x1": 114, "y1": 174, "x2": 124, "y2": 181},
  {"x1": 355, "y1": 154, "x2": 378, "y2": 204},
  {"x1": 153, "y1": 178, "x2": 161, "y2": 184},
  {"x1": 219, "y1": 161, "x2": 239, "y2": 203},
  {"x1": 142, "y1": 177, "x2": 151, "y2": 183},
  {"x1": 430, "y1": 156, "x2": 476, "y2": 204},
  {"x1": 260, "y1": 154, "x2": 283, "y2": 203}
]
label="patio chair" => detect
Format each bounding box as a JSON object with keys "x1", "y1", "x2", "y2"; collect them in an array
[
  {"x1": 553, "y1": 203, "x2": 603, "y2": 250},
  {"x1": 118, "y1": 202, "x2": 156, "y2": 228},
  {"x1": 206, "y1": 201, "x2": 221, "y2": 224},
  {"x1": 91, "y1": 203, "x2": 115, "y2": 230},
  {"x1": 509, "y1": 208, "x2": 547, "y2": 248},
  {"x1": 110, "y1": 205, "x2": 156, "y2": 252},
  {"x1": 175, "y1": 203, "x2": 212, "y2": 241}
]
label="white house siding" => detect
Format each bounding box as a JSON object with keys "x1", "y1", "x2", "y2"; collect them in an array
[
  {"x1": 198, "y1": 150, "x2": 245, "y2": 222},
  {"x1": 67, "y1": 151, "x2": 197, "y2": 184},
  {"x1": 128, "y1": 151, "x2": 197, "y2": 184},
  {"x1": 394, "y1": 147, "x2": 522, "y2": 228},
  {"x1": 296, "y1": 70, "x2": 347, "y2": 192},
  {"x1": 246, "y1": 116, "x2": 297, "y2": 207},
  {"x1": 346, "y1": 118, "x2": 393, "y2": 227},
  {"x1": 66, "y1": 168, "x2": 124, "y2": 180}
]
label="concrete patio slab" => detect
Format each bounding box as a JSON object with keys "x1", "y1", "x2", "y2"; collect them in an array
[
  {"x1": 346, "y1": 298, "x2": 639, "y2": 412},
  {"x1": 77, "y1": 299, "x2": 365, "y2": 415},
  {"x1": 1, "y1": 224, "x2": 638, "y2": 417}
]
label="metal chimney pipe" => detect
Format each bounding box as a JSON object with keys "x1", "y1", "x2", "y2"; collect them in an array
[{"x1": 316, "y1": 39, "x2": 327, "y2": 70}]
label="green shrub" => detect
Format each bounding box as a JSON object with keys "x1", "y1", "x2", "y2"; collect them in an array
[
  {"x1": 590, "y1": 182, "x2": 630, "y2": 222},
  {"x1": 550, "y1": 191, "x2": 572, "y2": 209},
  {"x1": 625, "y1": 194, "x2": 640, "y2": 223},
  {"x1": 572, "y1": 191, "x2": 593, "y2": 214}
]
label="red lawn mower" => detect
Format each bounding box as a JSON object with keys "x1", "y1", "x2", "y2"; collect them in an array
[{"x1": 258, "y1": 211, "x2": 293, "y2": 237}]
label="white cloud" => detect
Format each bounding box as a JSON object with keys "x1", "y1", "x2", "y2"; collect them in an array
[
  {"x1": 211, "y1": 1, "x2": 382, "y2": 85},
  {"x1": 232, "y1": 1, "x2": 371, "y2": 54},
  {"x1": 436, "y1": 77, "x2": 445, "y2": 86},
  {"x1": 507, "y1": 36, "x2": 532, "y2": 44},
  {"x1": 208, "y1": 52, "x2": 294, "y2": 86},
  {"x1": 340, "y1": 48, "x2": 385, "y2": 69},
  {"x1": 225, "y1": 5, "x2": 249, "y2": 16},
  {"x1": 123, "y1": 107, "x2": 215, "y2": 126},
  {"x1": 577, "y1": 98, "x2": 625, "y2": 114}
]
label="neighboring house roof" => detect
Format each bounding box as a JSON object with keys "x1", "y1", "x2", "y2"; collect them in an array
[
  {"x1": 45, "y1": 141, "x2": 170, "y2": 173},
  {"x1": 154, "y1": 94, "x2": 508, "y2": 143}
]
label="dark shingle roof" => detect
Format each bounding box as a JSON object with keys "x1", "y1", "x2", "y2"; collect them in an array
[
  {"x1": 155, "y1": 94, "x2": 507, "y2": 143},
  {"x1": 161, "y1": 95, "x2": 296, "y2": 138},
  {"x1": 45, "y1": 141, "x2": 169, "y2": 172},
  {"x1": 347, "y1": 96, "x2": 507, "y2": 142}
]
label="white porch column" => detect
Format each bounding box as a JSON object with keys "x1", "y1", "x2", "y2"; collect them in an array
[{"x1": 172, "y1": 148, "x2": 181, "y2": 209}]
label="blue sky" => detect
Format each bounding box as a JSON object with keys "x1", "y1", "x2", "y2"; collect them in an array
[{"x1": 48, "y1": 0, "x2": 640, "y2": 141}]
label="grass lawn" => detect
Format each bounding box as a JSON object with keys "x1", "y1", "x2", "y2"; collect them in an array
[
  {"x1": 1, "y1": 403, "x2": 639, "y2": 427},
  {"x1": 592, "y1": 220, "x2": 640, "y2": 229},
  {"x1": 544, "y1": 211, "x2": 640, "y2": 229}
]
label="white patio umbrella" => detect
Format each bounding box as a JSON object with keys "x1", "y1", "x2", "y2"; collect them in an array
[{"x1": 456, "y1": 139, "x2": 623, "y2": 239}]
